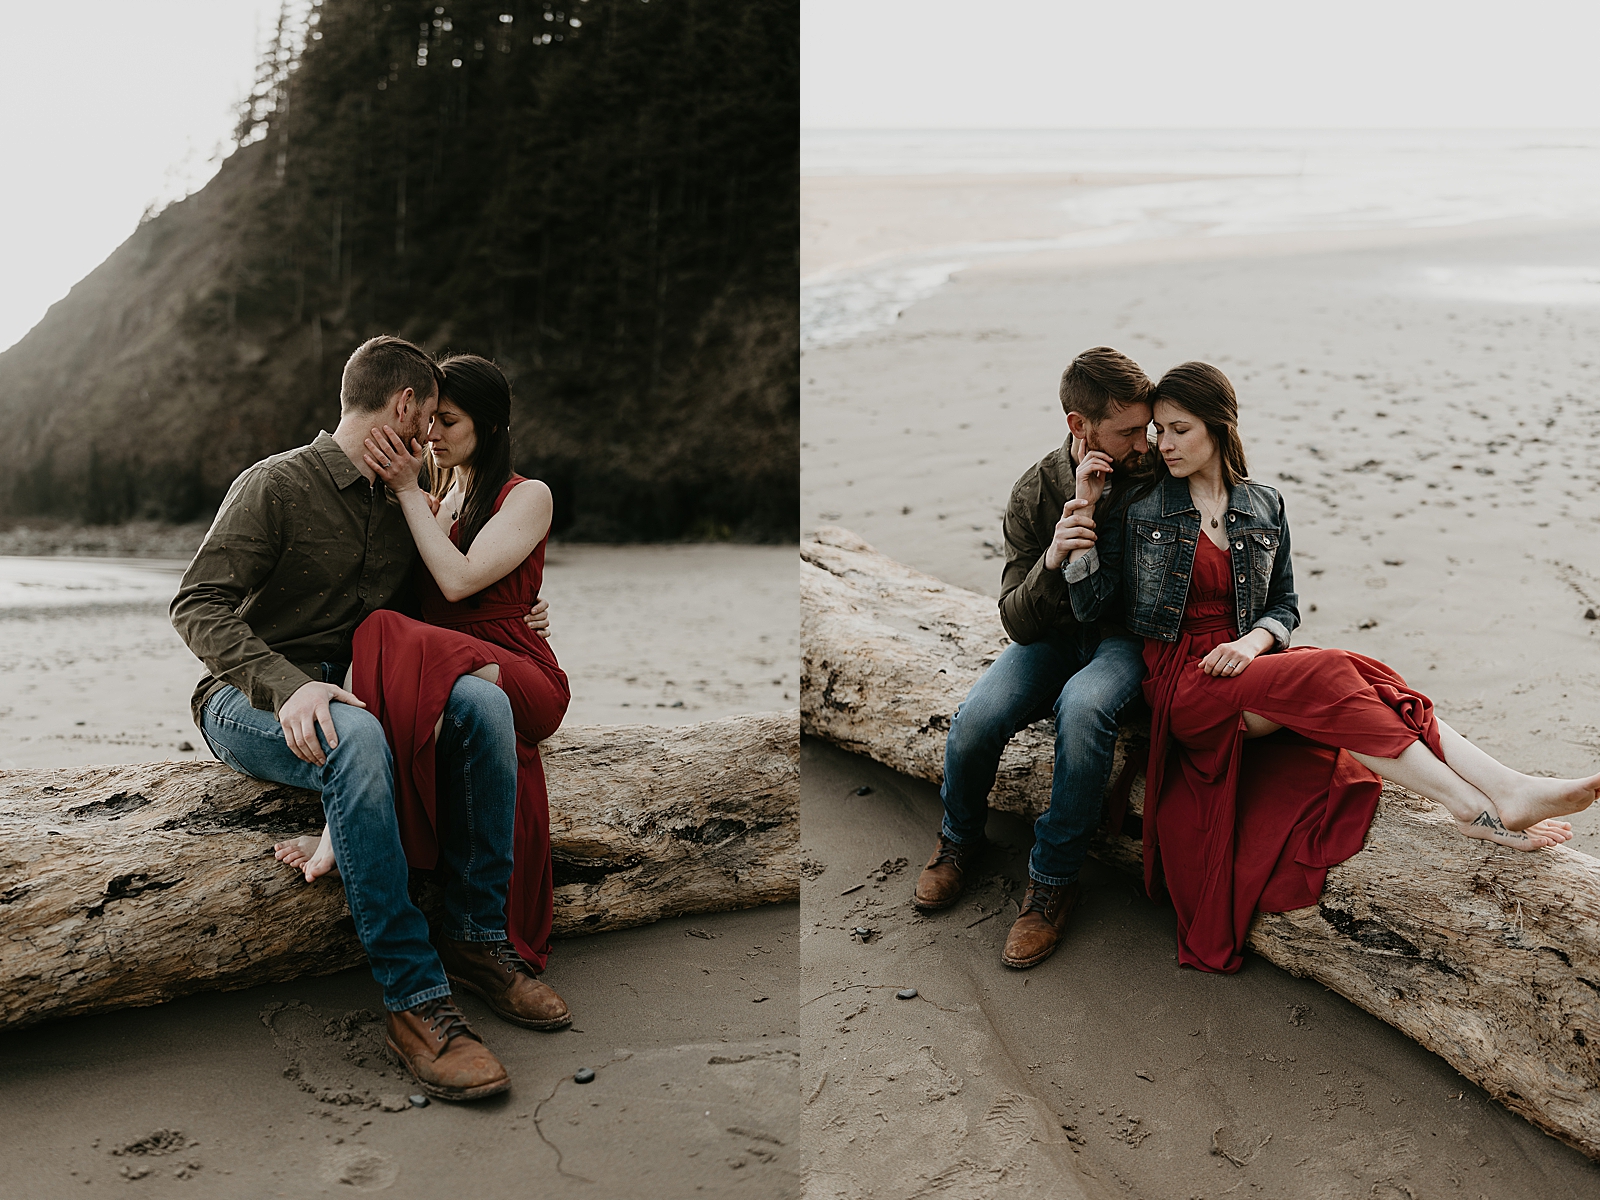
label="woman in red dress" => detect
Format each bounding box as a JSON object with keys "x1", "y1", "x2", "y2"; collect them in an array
[
  {"x1": 274, "y1": 354, "x2": 570, "y2": 989},
  {"x1": 1066, "y1": 361, "x2": 1595, "y2": 973}
]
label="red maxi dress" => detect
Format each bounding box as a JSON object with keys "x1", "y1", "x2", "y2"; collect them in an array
[
  {"x1": 351, "y1": 476, "x2": 571, "y2": 969},
  {"x1": 1141, "y1": 534, "x2": 1443, "y2": 974}
]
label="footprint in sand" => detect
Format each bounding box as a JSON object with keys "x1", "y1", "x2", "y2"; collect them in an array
[
  {"x1": 259, "y1": 1000, "x2": 411, "y2": 1112},
  {"x1": 320, "y1": 1145, "x2": 399, "y2": 1191}
]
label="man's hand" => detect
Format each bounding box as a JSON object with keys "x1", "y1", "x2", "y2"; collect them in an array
[
  {"x1": 523, "y1": 597, "x2": 551, "y2": 639},
  {"x1": 1044, "y1": 498, "x2": 1097, "y2": 571},
  {"x1": 279, "y1": 680, "x2": 367, "y2": 766}
]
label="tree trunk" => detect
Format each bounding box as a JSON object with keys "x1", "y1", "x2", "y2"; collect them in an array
[
  {"x1": 801, "y1": 526, "x2": 1600, "y2": 1161},
  {"x1": 0, "y1": 711, "x2": 798, "y2": 1031}
]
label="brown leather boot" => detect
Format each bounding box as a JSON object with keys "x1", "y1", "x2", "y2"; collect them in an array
[
  {"x1": 912, "y1": 834, "x2": 986, "y2": 912},
  {"x1": 439, "y1": 938, "x2": 572, "y2": 1031},
  {"x1": 384, "y1": 998, "x2": 509, "y2": 1100},
  {"x1": 1001, "y1": 880, "x2": 1081, "y2": 969}
]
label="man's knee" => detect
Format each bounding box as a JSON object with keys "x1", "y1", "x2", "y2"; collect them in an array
[
  {"x1": 1054, "y1": 679, "x2": 1127, "y2": 743},
  {"x1": 445, "y1": 674, "x2": 514, "y2": 737},
  {"x1": 325, "y1": 703, "x2": 391, "y2": 766}
]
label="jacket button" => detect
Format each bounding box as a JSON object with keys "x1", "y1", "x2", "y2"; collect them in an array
[
  {"x1": 1151, "y1": 530, "x2": 1162, "y2": 540},
  {"x1": 1235, "y1": 541, "x2": 1243, "y2": 549},
  {"x1": 1237, "y1": 574, "x2": 1246, "y2": 583}
]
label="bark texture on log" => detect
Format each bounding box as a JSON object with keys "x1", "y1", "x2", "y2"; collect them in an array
[
  {"x1": 0, "y1": 711, "x2": 798, "y2": 1031},
  {"x1": 802, "y1": 526, "x2": 1600, "y2": 1160}
]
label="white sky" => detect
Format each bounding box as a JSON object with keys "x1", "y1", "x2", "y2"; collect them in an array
[
  {"x1": 803, "y1": 0, "x2": 1600, "y2": 130},
  {"x1": 0, "y1": 1, "x2": 295, "y2": 353}
]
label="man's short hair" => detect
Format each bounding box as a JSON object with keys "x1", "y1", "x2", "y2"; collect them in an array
[
  {"x1": 1058, "y1": 347, "x2": 1152, "y2": 423},
  {"x1": 339, "y1": 335, "x2": 443, "y2": 413}
]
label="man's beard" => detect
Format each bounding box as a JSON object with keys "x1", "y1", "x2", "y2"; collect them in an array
[{"x1": 1084, "y1": 435, "x2": 1154, "y2": 478}]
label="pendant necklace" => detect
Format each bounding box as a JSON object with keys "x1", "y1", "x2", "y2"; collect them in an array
[{"x1": 1196, "y1": 492, "x2": 1224, "y2": 529}]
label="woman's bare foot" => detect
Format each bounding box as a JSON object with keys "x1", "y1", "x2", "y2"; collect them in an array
[
  {"x1": 273, "y1": 826, "x2": 339, "y2": 882},
  {"x1": 1490, "y1": 771, "x2": 1600, "y2": 831},
  {"x1": 1456, "y1": 810, "x2": 1569, "y2": 852}
]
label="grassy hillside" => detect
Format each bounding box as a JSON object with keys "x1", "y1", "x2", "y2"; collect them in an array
[{"x1": 0, "y1": 0, "x2": 798, "y2": 541}]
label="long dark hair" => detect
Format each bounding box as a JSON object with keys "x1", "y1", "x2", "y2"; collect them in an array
[
  {"x1": 430, "y1": 354, "x2": 514, "y2": 553},
  {"x1": 1149, "y1": 361, "x2": 1250, "y2": 491}
]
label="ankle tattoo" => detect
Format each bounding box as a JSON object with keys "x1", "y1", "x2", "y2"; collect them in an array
[{"x1": 1470, "y1": 810, "x2": 1529, "y2": 842}]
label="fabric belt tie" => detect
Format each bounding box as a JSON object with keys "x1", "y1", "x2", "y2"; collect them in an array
[{"x1": 421, "y1": 601, "x2": 529, "y2": 628}]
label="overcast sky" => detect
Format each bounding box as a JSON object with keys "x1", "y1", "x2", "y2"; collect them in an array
[
  {"x1": 803, "y1": 0, "x2": 1600, "y2": 130},
  {"x1": 0, "y1": 1, "x2": 289, "y2": 353}
]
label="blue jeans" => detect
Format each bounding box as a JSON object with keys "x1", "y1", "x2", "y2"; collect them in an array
[
  {"x1": 940, "y1": 635, "x2": 1145, "y2": 886},
  {"x1": 200, "y1": 668, "x2": 519, "y2": 1012}
]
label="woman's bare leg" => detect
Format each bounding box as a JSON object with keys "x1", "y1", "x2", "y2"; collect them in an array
[
  {"x1": 1346, "y1": 741, "x2": 1567, "y2": 851},
  {"x1": 1434, "y1": 719, "x2": 1599, "y2": 830}
]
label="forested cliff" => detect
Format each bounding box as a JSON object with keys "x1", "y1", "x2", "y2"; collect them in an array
[{"x1": 0, "y1": 0, "x2": 797, "y2": 540}]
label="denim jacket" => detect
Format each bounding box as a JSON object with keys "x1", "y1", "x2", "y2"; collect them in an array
[{"x1": 1063, "y1": 473, "x2": 1300, "y2": 648}]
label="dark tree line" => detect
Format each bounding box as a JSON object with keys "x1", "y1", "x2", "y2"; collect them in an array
[{"x1": 5, "y1": 0, "x2": 798, "y2": 539}]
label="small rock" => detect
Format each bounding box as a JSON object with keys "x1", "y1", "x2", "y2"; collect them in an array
[
  {"x1": 896, "y1": 988, "x2": 918, "y2": 1000},
  {"x1": 1135, "y1": 1070, "x2": 1154, "y2": 1082},
  {"x1": 670, "y1": 700, "x2": 685, "y2": 708},
  {"x1": 574, "y1": 1068, "x2": 596, "y2": 1084},
  {"x1": 854, "y1": 926, "x2": 871, "y2": 937},
  {"x1": 854, "y1": 785, "x2": 873, "y2": 796},
  {"x1": 1586, "y1": 608, "x2": 1597, "y2": 620},
  {"x1": 408, "y1": 1094, "x2": 429, "y2": 1108},
  {"x1": 177, "y1": 741, "x2": 194, "y2": 752}
]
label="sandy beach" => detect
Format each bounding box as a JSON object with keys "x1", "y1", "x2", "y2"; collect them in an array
[
  {"x1": 0, "y1": 542, "x2": 798, "y2": 1197},
  {"x1": 801, "y1": 169, "x2": 1600, "y2": 1194},
  {"x1": 0, "y1": 544, "x2": 798, "y2": 769}
]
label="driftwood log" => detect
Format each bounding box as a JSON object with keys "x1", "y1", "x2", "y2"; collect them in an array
[
  {"x1": 0, "y1": 710, "x2": 798, "y2": 1031},
  {"x1": 801, "y1": 526, "x2": 1600, "y2": 1161}
]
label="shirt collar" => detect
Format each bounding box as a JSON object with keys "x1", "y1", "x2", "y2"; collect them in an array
[{"x1": 313, "y1": 431, "x2": 368, "y2": 492}]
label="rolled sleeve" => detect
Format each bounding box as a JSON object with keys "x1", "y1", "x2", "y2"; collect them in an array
[
  {"x1": 1062, "y1": 546, "x2": 1099, "y2": 584},
  {"x1": 1251, "y1": 614, "x2": 1291, "y2": 651}
]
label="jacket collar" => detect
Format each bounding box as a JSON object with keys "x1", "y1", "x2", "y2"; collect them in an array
[
  {"x1": 313, "y1": 430, "x2": 368, "y2": 492},
  {"x1": 1158, "y1": 472, "x2": 1263, "y2": 519}
]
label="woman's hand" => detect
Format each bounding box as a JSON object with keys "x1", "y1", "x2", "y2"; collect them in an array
[
  {"x1": 363, "y1": 425, "x2": 428, "y2": 494},
  {"x1": 1075, "y1": 449, "x2": 1116, "y2": 506},
  {"x1": 1198, "y1": 631, "x2": 1274, "y2": 678}
]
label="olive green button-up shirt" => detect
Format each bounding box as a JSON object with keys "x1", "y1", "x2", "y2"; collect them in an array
[
  {"x1": 998, "y1": 439, "x2": 1128, "y2": 648},
  {"x1": 171, "y1": 431, "x2": 415, "y2": 725}
]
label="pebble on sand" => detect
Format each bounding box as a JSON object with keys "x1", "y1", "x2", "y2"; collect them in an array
[
  {"x1": 408, "y1": 1094, "x2": 429, "y2": 1108},
  {"x1": 896, "y1": 988, "x2": 918, "y2": 1000},
  {"x1": 853, "y1": 785, "x2": 873, "y2": 795},
  {"x1": 574, "y1": 1068, "x2": 596, "y2": 1084}
]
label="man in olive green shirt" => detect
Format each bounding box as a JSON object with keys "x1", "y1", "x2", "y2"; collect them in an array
[
  {"x1": 172, "y1": 336, "x2": 536, "y2": 1101},
  {"x1": 912, "y1": 346, "x2": 1154, "y2": 971}
]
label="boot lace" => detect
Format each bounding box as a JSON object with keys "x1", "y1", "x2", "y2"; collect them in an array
[
  {"x1": 932, "y1": 836, "x2": 972, "y2": 868},
  {"x1": 492, "y1": 940, "x2": 535, "y2": 977},
  {"x1": 415, "y1": 998, "x2": 476, "y2": 1045},
  {"x1": 1019, "y1": 882, "x2": 1058, "y2": 918}
]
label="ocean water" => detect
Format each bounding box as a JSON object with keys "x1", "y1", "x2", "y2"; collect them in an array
[{"x1": 801, "y1": 129, "x2": 1600, "y2": 350}]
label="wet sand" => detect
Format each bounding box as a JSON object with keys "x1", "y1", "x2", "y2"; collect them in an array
[
  {"x1": 0, "y1": 544, "x2": 798, "y2": 769},
  {"x1": 800, "y1": 204, "x2": 1600, "y2": 1193},
  {"x1": 0, "y1": 542, "x2": 798, "y2": 1197},
  {"x1": 802, "y1": 742, "x2": 1598, "y2": 1199}
]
